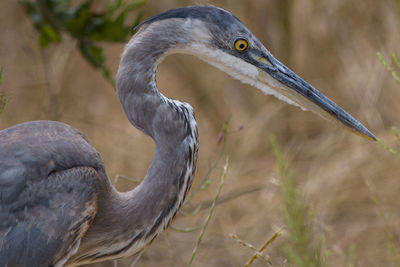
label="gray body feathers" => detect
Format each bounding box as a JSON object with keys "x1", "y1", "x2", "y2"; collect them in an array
[{"x1": 0, "y1": 121, "x2": 105, "y2": 266}]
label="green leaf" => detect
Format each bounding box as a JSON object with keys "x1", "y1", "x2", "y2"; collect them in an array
[
  {"x1": 64, "y1": 0, "x2": 91, "y2": 37},
  {"x1": 20, "y1": 0, "x2": 144, "y2": 84},
  {"x1": 39, "y1": 24, "x2": 61, "y2": 47},
  {"x1": 100, "y1": 12, "x2": 127, "y2": 41},
  {"x1": 79, "y1": 41, "x2": 104, "y2": 67},
  {"x1": 78, "y1": 41, "x2": 112, "y2": 83}
]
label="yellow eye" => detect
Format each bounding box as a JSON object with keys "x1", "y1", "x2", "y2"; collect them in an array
[{"x1": 234, "y1": 39, "x2": 248, "y2": 51}]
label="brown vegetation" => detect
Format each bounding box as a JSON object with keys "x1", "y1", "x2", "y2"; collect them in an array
[{"x1": 1, "y1": 0, "x2": 399, "y2": 266}]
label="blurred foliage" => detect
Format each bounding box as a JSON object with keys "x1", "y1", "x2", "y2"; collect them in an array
[
  {"x1": 188, "y1": 158, "x2": 228, "y2": 266},
  {"x1": 0, "y1": 71, "x2": 6, "y2": 114},
  {"x1": 377, "y1": 52, "x2": 400, "y2": 158},
  {"x1": 19, "y1": 0, "x2": 145, "y2": 82},
  {"x1": 377, "y1": 52, "x2": 400, "y2": 85},
  {"x1": 378, "y1": 127, "x2": 400, "y2": 158},
  {"x1": 396, "y1": 0, "x2": 400, "y2": 16},
  {"x1": 269, "y1": 135, "x2": 325, "y2": 267},
  {"x1": 365, "y1": 179, "x2": 400, "y2": 265}
]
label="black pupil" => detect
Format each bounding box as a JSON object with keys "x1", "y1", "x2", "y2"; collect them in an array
[{"x1": 239, "y1": 43, "x2": 245, "y2": 49}]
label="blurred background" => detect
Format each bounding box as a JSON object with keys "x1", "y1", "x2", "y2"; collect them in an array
[{"x1": 1, "y1": 0, "x2": 400, "y2": 266}]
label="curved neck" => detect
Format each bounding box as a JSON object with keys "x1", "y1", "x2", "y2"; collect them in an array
[
  {"x1": 113, "y1": 19, "x2": 199, "y2": 257},
  {"x1": 70, "y1": 19, "x2": 204, "y2": 265},
  {"x1": 117, "y1": 19, "x2": 192, "y2": 137}
]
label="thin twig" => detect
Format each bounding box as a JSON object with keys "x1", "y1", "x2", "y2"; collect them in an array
[
  {"x1": 182, "y1": 184, "x2": 264, "y2": 214},
  {"x1": 229, "y1": 234, "x2": 271, "y2": 265},
  {"x1": 377, "y1": 52, "x2": 400, "y2": 85},
  {"x1": 377, "y1": 139, "x2": 400, "y2": 159},
  {"x1": 244, "y1": 226, "x2": 285, "y2": 266},
  {"x1": 186, "y1": 116, "x2": 231, "y2": 203},
  {"x1": 392, "y1": 53, "x2": 400, "y2": 69},
  {"x1": 188, "y1": 158, "x2": 229, "y2": 266},
  {"x1": 391, "y1": 127, "x2": 400, "y2": 143}
]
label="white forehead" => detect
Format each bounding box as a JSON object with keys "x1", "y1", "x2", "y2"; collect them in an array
[{"x1": 135, "y1": 18, "x2": 212, "y2": 44}]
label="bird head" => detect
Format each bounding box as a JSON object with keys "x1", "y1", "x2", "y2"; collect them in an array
[{"x1": 136, "y1": 6, "x2": 376, "y2": 141}]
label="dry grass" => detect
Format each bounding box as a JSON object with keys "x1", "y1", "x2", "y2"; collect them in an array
[{"x1": 1, "y1": 0, "x2": 400, "y2": 266}]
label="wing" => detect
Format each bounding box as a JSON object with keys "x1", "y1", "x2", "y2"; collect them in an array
[{"x1": 0, "y1": 121, "x2": 108, "y2": 266}]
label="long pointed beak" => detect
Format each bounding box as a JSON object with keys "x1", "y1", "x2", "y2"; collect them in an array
[{"x1": 248, "y1": 51, "x2": 376, "y2": 141}]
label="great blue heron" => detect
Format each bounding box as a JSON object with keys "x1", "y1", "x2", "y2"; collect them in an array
[{"x1": 0, "y1": 5, "x2": 375, "y2": 266}]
